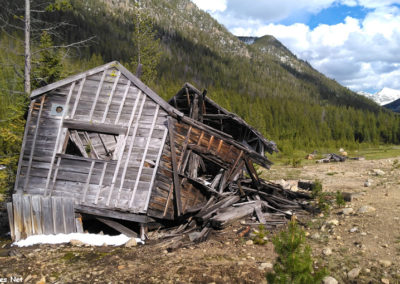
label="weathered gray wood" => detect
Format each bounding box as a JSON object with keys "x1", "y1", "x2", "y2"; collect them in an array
[
  {"x1": 63, "y1": 119, "x2": 127, "y2": 135},
  {"x1": 129, "y1": 105, "x2": 160, "y2": 209},
  {"x1": 75, "y1": 204, "x2": 156, "y2": 223},
  {"x1": 82, "y1": 160, "x2": 95, "y2": 203},
  {"x1": 70, "y1": 77, "x2": 86, "y2": 118},
  {"x1": 48, "y1": 156, "x2": 61, "y2": 196},
  {"x1": 254, "y1": 205, "x2": 266, "y2": 224},
  {"x1": 14, "y1": 101, "x2": 34, "y2": 192},
  {"x1": 94, "y1": 162, "x2": 108, "y2": 205},
  {"x1": 12, "y1": 194, "x2": 23, "y2": 240},
  {"x1": 41, "y1": 196, "x2": 54, "y2": 235},
  {"x1": 62, "y1": 199, "x2": 76, "y2": 234},
  {"x1": 7, "y1": 202, "x2": 15, "y2": 241},
  {"x1": 24, "y1": 96, "x2": 45, "y2": 191},
  {"x1": 31, "y1": 195, "x2": 43, "y2": 235},
  {"x1": 45, "y1": 82, "x2": 76, "y2": 195},
  {"x1": 21, "y1": 195, "x2": 33, "y2": 238},
  {"x1": 52, "y1": 197, "x2": 65, "y2": 234},
  {"x1": 31, "y1": 63, "x2": 114, "y2": 99},
  {"x1": 167, "y1": 117, "x2": 182, "y2": 216},
  {"x1": 143, "y1": 128, "x2": 168, "y2": 211},
  {"x1": 210, "y1": 201, "x2": 259, "y2": 229},
  {"x1": 96, "y1": 217, "x2": 138, "y2": 237},
  {"x1": 106, "y1": 92, "x2": 144, "y2": 206},
  {"x1": 89, "y1": 70, "x2": 106, "y2": 121},
  {"x1": 115, "y1": 80, "x2": 131, "y2": 125},
  {"x1": 102, "y1": 71, "x2": 121, "y2": 123},
  {"x1": 75, "y1": 215, "x2": 84, "y2": 233},
  {"x1": 196, "y1": 195, "x2": 240, "y2": 222}
]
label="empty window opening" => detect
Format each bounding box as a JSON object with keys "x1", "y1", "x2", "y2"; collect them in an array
[{"x1": 64, "y1": 130, "x2": 120, "y2": 160}]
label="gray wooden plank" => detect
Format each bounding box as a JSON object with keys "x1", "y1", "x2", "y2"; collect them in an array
[
  {"x1": 41, "y1": 197, "x2": 54, "y2": 235},
  {"x1": 81, "y1": 160, "x2": 96, "y2": 203},
  {"x1": 89, "y1": 70, "x2": 106, "y2": 121},
  {"x1": 14, "y1": 100, "x2": 34, "y2": 192},
  {"x1": 31, "y1": 195, "x2": 43, "y2": 235},
  {"x1": 45, "y1": 82, "x2": 76, "y2": 195},
  {"x1": 94, "y1": 162, "x2": 108, "y2": 205},
  {"x1": 106, "y1": 94, "x2": 146, "y2": 206},
  {"x1": 22, "y1": 195, "x2": 33, "y2": 238},
  {"x1": 115, "y1": 80, "x2": 131, "y2": 124},
  {"x1": 6, "y1": 202, "x2": 15, "y2": 241},
  {"x1": 143, "y1": 128, "x2": 168, "y2": 211},
  {"x1": 96, "y1": 217, "x2": 138, "y2": 237},
  {"x1": 128, "y1": 105, "x2": 160, "y2": 209},
  {"x1": 52, "y1": 197, "x2": 65, "y2": 234},
  {"x1": 24, "y1": 96, "x2": 45, "y2": 191},
  {"x1": 63, "y1": 198, "x2": 76, "y2": 234},
  {"x1": 167, "y1": 117, "x2": 182, "y2": 216},
  {"x1": 12, "y1": 194, "x2": 23, "y2": 241},
  {"x1": 102, "y1": 71, "x2": 121, "y2": 123},
  {"x1": 70, "y1": 77, "x2": 86, "y2": 119}
]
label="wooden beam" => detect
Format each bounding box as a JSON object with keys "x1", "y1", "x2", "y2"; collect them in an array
[
  {"x1": 75, "y1": 204, "x2": 156, "y2": 223},
  {"x1": 128, "y1": 105, "x2": 160, "y2": 209},
  {"x1": 102, "y1": 71, "x2": 121, "y2": 123},
  {"x1": 94, "y1": 162, "x2": 108, "y2": 205},
  {"x1": 45, "y1": 82, "x2": 75, "y2": 195},
  {"x1": 106, "y1": 94, "x2": 145, "y2": 207},
  {"x1": 81, "y1": 160, "x2": 95, "y2": 203},
  {"x1": 89, "y1": 70, "x2": 106, "y2": 121},
  {"x1": 115, "y1": 80, "x2": 131, "y2": 124},
  {"x1": 143, "y1": 128, "x2": 168, "y2": 211},
  {"x1": 23, "y1": 96, "x2": 45, "y2": 191},
  {"x1": 96, "y1": 217, "x2": 138, "y2": 237},
  {"x1": 14, "y1": 100, "x2": 34, "y2": 192},
  {"x1": 70, "y1": 77, "x2": 86, "y2": 118},
  {"x1": 63, "y1": 119, "x2": 127, "y2": 135},
  {"x1": 167, "y1": 117, "x2": 182, "y2": 216}
]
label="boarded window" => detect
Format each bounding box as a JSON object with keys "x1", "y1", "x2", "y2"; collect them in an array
[{"x1": 64, "y1": 130, "x2": 121, "y2": 160}]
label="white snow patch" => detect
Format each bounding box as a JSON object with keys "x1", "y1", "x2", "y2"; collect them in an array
[
  {"x1": 13, "y1": 233, "x2": 143, "y2": 247},
  {"x1": 358, "y1": 87, "x2": 400, "y2": 105}
]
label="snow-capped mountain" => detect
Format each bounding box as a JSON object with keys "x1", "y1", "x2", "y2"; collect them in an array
[{"x1": 358, "y1": 87, "x2": 400, "y2": 106}]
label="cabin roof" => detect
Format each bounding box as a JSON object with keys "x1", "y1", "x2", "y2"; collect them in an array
[
  {"x1": 169, "y1": 83, "x2": 278, "y2": 154},
  {"x1": 30, "y1": 61, "x2": 183, "y2": 118}
]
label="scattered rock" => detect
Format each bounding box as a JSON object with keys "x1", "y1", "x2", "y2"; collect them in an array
[
  {"x1": 349, "y1": 227, "x2": 358, "y2": 233},
  {"x1": 326, "y1": 219, "x2": 339, "y2": 226},
  {"x1": 347, "y1": 268, "x2": 361, "y2": 280},
  {"x1": 322, "y1": 247, "x2": 332, "y2": 256},
  {"x1": 364, "y1": 180, "x2": 371, "y2": 187},
  {"x1": 323, "y1": 276, "x2": 338, "y2": 284},
  {"x1": 373, "y1": 169, "x2": 385, "y2": 176},
  {"x1": 311, "y1": 233, "x2": 320, "y2": 240},
  {"x1": 379, "y1": 260, "x2": 392, "y2": 267},
  {"x1": 381, "y1": 278, "x2": 390, "y2": 284},
  {"x1": 358, "y1": 205, "x2": 376, "y2": 214},
  {"x1": 364, "y1": 268, "x2": 371, "y2": 273},
  {"x1": 259, "y1": 262, "x2": 273, "y2": 270},
  {"x1": 342, "y1": 208, "x2": 354, "y2": 215},
  {"x1": 125, "y1": 238, "x2": 137, "y2": 248},
  {"x1": 70, "y1": 239, "x2": 84, "y2": 246},
  {"x1": 245, "y1": 240, "x2": 253, "y2": 246}
]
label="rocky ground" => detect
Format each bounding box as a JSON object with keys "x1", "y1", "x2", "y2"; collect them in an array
[{"x1": 0, "y1": 156, "x2": 399, "y2": 283}]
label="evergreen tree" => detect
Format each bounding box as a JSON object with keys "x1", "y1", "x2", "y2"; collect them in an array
[{"x1": 32, "y1": 31, "x2": 62, "y2": 89}]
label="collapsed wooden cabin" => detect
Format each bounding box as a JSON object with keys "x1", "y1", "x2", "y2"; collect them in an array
[{"x1": 8, "y1": 61, "x2": 287, "y2": 242}]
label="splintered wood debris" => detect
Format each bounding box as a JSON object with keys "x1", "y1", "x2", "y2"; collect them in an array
[{"x1": 8, "y1": 62, "x2": 317, "y2": 244}]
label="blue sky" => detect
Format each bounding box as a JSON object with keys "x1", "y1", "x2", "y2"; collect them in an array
[{"x1": 192, "y1": 0, "x2": 400, "y2": 93}]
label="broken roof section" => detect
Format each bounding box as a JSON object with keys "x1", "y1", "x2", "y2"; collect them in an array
[{"x1": 169, "y1": 83, "x2": 278, "y2": 156}]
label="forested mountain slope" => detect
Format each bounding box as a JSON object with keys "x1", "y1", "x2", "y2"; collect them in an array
[{"x1": 1, "y1": 0, "x2": 400, "y2": 151}]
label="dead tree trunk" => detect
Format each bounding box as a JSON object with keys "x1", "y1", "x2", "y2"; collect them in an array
[{"x1": 24, "y1": 0, "x2": 31, "y2": 95}]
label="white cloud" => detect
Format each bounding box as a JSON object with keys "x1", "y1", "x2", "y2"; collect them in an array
[
  {"x1": 260, "y1": 8, "x2": 400, "y2": 92},
  {"x1": 192, "y1": 0, "x2": 400, "y2": 92}
]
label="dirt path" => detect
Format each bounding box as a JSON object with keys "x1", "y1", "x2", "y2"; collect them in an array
[{"x1": 0, "y1": 157, "x2": 399, "y2": 283}]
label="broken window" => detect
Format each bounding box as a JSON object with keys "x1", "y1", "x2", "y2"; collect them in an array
[{"x1": 64, "y1": 130, "x2": 121, "y2": 160}]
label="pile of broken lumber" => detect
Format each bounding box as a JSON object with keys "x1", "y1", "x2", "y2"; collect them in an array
[{"x1": 151, "y1": 178, "x2": 314, "y2": 244}]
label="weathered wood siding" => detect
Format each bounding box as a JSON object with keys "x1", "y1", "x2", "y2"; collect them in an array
[
  {"x1": 147, "y1": 119, "x2": 246, "y2": 219},
  {"x1": 15, "y1": 66, "x2": 168, "y2": 214}
]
